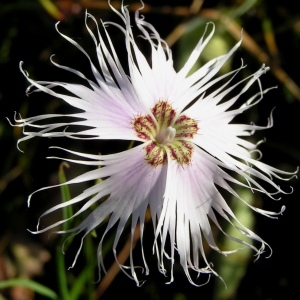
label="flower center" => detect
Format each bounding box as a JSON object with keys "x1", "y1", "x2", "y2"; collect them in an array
[
  {"x1": 155, "y1": 126, "x2": 176, "y2": 145},
  {"x1": 133, "y1": 101, "x2": 199, "y2": 167}
]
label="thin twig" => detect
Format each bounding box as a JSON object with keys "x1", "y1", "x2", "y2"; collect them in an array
[
  {"x1": 95, "y1": 224, "x2": 141, "y2": 298},
  {"x1": 200, "y1": 9, "x2": 300, "y2": 100},
  {"x1": 189, "y1": 0, "x2": 204, "y2": 15},
  {"x1": 0, "y1": 167, "x2": 23, "y2": 194}
]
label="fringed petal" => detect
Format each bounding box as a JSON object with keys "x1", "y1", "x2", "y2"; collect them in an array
[{"x1": 14, "y1": 0, "x2": 296, "y2": 287}]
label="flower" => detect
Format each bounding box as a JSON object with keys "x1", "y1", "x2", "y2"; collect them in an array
[{"x1": 13, "y1": 2, "x2": 296, "y2": 286}]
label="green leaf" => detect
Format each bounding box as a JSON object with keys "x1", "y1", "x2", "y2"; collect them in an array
[
  {"x1": 58, "y1": 162, "x2": 73, "y2": 232},
  {"x1": 56, "y1": 162, "x2": 73, "y2": 299},
  {"x1": 69, "y1": 235, "x2": 96, "y2": 300},
  {"x1": 56, "y1": 246, "x2": 70, "y2": 300},
  {"x1": 0, "y1": 278, "x2": 58, "y2": 299}
]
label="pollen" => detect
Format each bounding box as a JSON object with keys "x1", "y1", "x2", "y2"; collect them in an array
[{"x1": 133, "y1": 101, "x2": 199, "y2": 167}]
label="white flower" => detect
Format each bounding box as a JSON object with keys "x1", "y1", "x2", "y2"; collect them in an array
[{"x1": 13, "y1": 2, "x2": 296, "y2": 286}]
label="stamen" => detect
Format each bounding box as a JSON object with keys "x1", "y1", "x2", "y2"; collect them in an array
[{"x1": 133, "y1": 101, "x2": 199, "y2": 167}]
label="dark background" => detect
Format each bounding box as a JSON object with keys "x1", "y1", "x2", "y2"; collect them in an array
[{"x1": 1, "y1": 0, "x2": 299, "y2": 299}]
